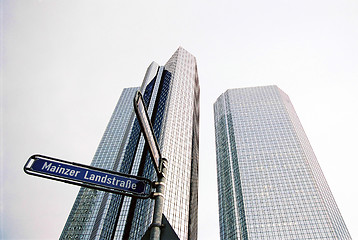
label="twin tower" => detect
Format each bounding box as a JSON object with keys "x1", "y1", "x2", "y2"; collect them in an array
[{"x1": 60, "y1": 47, "x2": 351, "y2": 239}]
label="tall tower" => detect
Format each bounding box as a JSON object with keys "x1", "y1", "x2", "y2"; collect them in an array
[
  {"x1": 61, "y1": 47, "x2": 199, "y2": 240},
  {"x1": 214, "y1": 86, "x2": 351, "y2": 239}
]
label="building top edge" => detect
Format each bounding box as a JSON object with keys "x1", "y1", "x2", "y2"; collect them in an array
[{"x1": 213, "y1": 85, "x2": 281, "y2": 105}]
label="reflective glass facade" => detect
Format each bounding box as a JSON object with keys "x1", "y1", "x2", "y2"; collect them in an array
[
  {"x1": 214, "y1": 86, "x2": 351, "y2": 240},
  {"x1": 61, "y1": 47, "x2": 199, "y2": 240}
]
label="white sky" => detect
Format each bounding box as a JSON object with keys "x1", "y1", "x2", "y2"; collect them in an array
[{"x1": 2, "y1": 0, "x2": 357, "y2": 239}]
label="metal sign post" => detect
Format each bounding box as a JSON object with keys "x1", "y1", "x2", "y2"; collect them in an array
[
  {"x1": 133, "y1": 91, "x2": 169, "y2": 240},
  {"x1": 133, "y1": 91, "x2": 162, "y2": 175}
]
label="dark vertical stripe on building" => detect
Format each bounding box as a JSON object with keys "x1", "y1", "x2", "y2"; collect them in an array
[
  {"x1": 125, "y1": 70, "x2": 172, "y2": 239},
  {"x1": 110, "y1": 77, "x2": 157, "y2": 239},
  {"x1": 188, "y1": 71, "x2": 199, "y2": 240},
  {"x1": 225, "y1": 94, "x2": 248, "y2": 240}
]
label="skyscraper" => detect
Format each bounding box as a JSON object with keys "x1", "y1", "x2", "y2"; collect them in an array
[
  {"x1": 214, "y1": 86, "x2": 351, "y2": 239},
  {"x1": 61, "y1": 47, "x2": 199, "y2": 240}
]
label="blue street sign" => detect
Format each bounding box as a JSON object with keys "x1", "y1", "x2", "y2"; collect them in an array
[{"x1": 24, "y1": 155, "x2": 152, "y2": 198}]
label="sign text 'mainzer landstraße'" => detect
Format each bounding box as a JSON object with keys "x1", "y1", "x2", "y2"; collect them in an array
[{"x1": 25, "y1": 156, "x2": 149, "y2": 196}]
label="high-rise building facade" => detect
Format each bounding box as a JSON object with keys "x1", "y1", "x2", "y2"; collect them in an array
[
  {"x1": 61, "y1": 47, "x2": 199, "y2": 240},
  {"x1": 214, "y1": 86, "x2": 351, "y2": 239}
]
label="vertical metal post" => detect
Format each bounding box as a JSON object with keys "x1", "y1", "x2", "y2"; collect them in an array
[{"x1": 150, "y1": 158, "x2": 168, "y2": 240}]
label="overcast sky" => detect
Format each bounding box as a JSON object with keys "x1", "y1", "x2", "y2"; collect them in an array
[{"x1": 2, "y1": 0, "x2": 358, "y2": 239}]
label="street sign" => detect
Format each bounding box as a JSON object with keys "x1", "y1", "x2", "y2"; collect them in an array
[
  {"x1": 24, "y1": 155, "x2": 152, "y2": 198},
  {"x1": 134, "y1": 91, "x2": 162, "y2": 174}
]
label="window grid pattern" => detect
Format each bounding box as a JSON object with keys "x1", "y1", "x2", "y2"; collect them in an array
[
  {"x1": 278, "y1": 89, "x2": 352, "y2": 239},
  {"x1": 160, "y1": 48, "x2": 199, "y2": 240},
  {"x1": 127, "y1": 69, "x2": 172, "y2": 239},
  {"x1": 61, "y1": 47, "x2": 199, "y2": 240},
  {"x1": 111, "y1": 77, "x2": 156, "y2": 240},
  {"x1": 112, "y1": 71, "x2": 161, "y2": 238},
  {"x1": 61, "y1": 78, "x2": 155, "y2": 240},
  {"x1": 214, "y1": 86, "x2": 351, "y2": 240},
  {"x1": 60, "y1": 87, "x2": 139, "y2": 239}
]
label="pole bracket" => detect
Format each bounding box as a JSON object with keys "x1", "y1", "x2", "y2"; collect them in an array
[
  {"x1": 149, "y1": 223, "x2": 164, "y2": 229},
  {"x1": 150, "y1": 192, "x2": 165, "y2": 199}
]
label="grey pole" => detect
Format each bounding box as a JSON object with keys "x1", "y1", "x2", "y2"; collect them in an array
[{"x1": 150, "y1": 158, "x2": 168, "y2": 240}]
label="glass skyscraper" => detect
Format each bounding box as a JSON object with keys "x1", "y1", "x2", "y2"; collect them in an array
[
  {"x1": 214, "y1": 86, "x2": 351, "y2": 239},
  {"x1": 61, "y1": 47, "x2": 199, "y2": 240}
]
